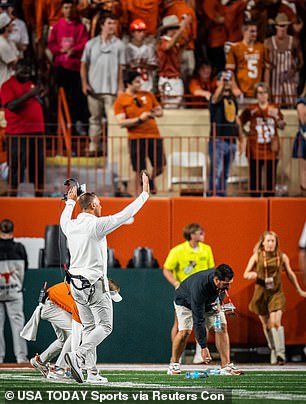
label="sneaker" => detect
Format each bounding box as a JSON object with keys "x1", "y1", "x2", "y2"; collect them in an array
[
  {"x1": 17, "y1": 358, "x2": 29, "y2": 364},
  {"x1": 86, "y1": 372, "x2": 108, "y2": 384},
  {"x1": 47, "y1": 367, "x2": 74, "y2": 380},
  {"x1": 30, "y1": 354, "x2": 48, "y2": 378},
  {"x1": 167, "y1": 363, "x2": 181, "y2": 375},
  {"x1": 220, "y1": 363, "x2": 243, "y2": 376},
  {"x1": 64, "y1": 352, "x2": 84, "y2": 383}
]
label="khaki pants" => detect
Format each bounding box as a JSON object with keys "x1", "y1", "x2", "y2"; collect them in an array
[
  {"x1": 87, "y1": 94, "x2": 114, "y2": 152},
  {"x1": 174, "y1": 302, "x2": 227, "y2": 331},
  {"x1": 40, "y1": 299, "x2": 72, "y2": 368},
  {"x1": 71, "y1": 278, "x2": 113, "y2": 372}
]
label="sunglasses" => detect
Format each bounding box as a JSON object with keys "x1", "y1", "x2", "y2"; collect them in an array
[
  {"x1": 134, "y1": 97, "x2": 142, "y2": 108},
  {"x1": 193, "y1": 230, "x2": 204, "y2": 235}
]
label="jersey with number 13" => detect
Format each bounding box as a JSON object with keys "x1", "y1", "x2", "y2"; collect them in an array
[{"x1": 239, "y1": 103, "x2": 283, "y2": 160}]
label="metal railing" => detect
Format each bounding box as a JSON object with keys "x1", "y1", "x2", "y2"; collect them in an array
[
  {"x1": 57, "y1": 87, "x2": 72, "y2": 177},
  {"x1": 1, "y1": 132, "x2": 302, "y2": 198}
]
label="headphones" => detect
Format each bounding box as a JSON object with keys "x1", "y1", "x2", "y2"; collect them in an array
[{"x1": 63, "y1": 178, "x2": 86, "y2": 201}]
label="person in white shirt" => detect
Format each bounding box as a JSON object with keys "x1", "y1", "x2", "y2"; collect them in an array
[
  {"x1": 0, "y1": 0, "x2": 29, "y2": 55},
  {"x1": 60, "y1": 171, "x2": 150, "y2": 384},
  {"x1": 126, "y1": 19, "x2": 157, "y2": 92},
  {"x1": 0, "y1": 12, "x2": 18, "y2": 86}
]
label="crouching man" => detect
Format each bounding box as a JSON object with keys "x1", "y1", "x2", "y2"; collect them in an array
[{"x1": 167, "y1": 264, "x2": 242, "y2": 375}]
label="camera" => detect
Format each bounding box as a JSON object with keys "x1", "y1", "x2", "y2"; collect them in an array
[
  {"x1": 63, "y1": 178, "x2": 86, "y2": 201},
  {"x1": 223, "y1": 70, "x2": 232, "y2": 82}
]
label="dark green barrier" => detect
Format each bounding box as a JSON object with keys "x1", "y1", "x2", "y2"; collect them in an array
[{"x1": 4, "y1": 268, "x2": 174, "y2": 364}]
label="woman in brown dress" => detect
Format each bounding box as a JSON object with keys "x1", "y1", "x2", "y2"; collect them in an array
[{"x1": 244, "y1": 230, "x2": 306, "y2": 364}]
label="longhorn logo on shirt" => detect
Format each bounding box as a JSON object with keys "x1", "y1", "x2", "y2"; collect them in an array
[{"x1": 0, "y1": 272, "x2": 13, "y2": 284}]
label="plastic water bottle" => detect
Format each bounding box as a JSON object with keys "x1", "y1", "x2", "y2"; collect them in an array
[
  {"x1": 207, "y1": 368, "x2": 221, "y2": 375},
  {"x1": 185, "y1": 371, "x2": 208, "y2": 379},
  {"x1": 214, "y1": 314, "x2": 222, "y2": 332}
]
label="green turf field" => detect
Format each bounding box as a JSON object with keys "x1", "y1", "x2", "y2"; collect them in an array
[{"x1": 1, "y1": 370, "x2": 306, "y2": 404}]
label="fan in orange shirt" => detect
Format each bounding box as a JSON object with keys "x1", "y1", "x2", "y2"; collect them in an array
[
  {"x1": 114, "y1": 70, "x2": 164, "y2": 194},
  {"x1": 122, "y1": 0, "x2": 161, "y2": 37},
  {"x1": 226, "y1": 21, "x2": 266, "y2": 99},
  {"x1": 239, "y1": 82, "x2": 286, "y2": 197},
  {"x1": 202, "y1": 0, "x2": 227, "y2": 72},
  {"x1": 35, "y1": 0, "x2": 63, "y2": 42},
  {"x1": 189, "y1": 62, "x2": 217, "y2": 102},
  {"x1": 162, "y1": 0, "x2": 197, "y2": 81}
]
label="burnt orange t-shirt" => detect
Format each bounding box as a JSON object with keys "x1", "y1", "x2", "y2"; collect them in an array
[
  {"x1": 239, "y1": 103, "x2": 283, "y2": 160},
  {"x1": 36, "y1": 0, "x2": 63, "y2": 40},
  {"x1": 226, "y1": 41, "x2": 265, "y2": 97},
  {"x1": 47, "y1": 282, "x2": 81, "y2": 324},
  {"x1": 202, "y1": 0, "x2": 226, "y2": 48},
  {"x1": 163, "y1": 1, "x2": 197, "y2": 50},
  {"x1": 156, "y1": 37, "x2": 181, "y2": 78},
  {"x1": 189, "y1": 77, "x2": 217, "y2": 95},
  {"x1": 23, "y1": 0, "x2": 36, "y2": 28},
  {"x1": 114, "y1": 91, "x2": 161, "y2": 139},
  {"x1": 224, "y1": 0, "x2": 246, "y2": 43},
  {"x1": 124, "y1": 0, "x2": 160, "y2": 36}
]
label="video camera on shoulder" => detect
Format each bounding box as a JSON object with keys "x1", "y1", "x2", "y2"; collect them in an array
[{"x1": 63, "y1": 178, "x2": 86, "y2": 201}]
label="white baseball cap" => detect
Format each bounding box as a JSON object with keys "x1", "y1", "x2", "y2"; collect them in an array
[
  {"x1": 110, "y1": 291, "x2": 122, "y2": 302},
  {"x1": 0, "y1": 12, "x2": 11, "y2": 30}
]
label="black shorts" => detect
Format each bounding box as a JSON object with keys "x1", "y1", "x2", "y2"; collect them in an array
[{"x1": 129, "y1": 138, "x2": 165, "y2": 174}]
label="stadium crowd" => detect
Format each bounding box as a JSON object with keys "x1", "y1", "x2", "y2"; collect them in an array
[{"x1": 0, "y1": 0, "x2": 305, "y2": 101}]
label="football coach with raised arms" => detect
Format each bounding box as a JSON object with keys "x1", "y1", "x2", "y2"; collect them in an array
[{"x1": 60, "y1": 172, "x2": 150, "y2": 384}]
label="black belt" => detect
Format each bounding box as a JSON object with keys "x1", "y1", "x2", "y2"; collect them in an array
[{"x1": 68, "y1": 273, "x2": 91, "y2": 290}]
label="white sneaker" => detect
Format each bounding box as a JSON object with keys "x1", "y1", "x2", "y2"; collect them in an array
[
  {"x1": 64, "y1": 352, "x2": 84, "y2": 383},
  {"x1": 30, "y1": 354, "x2": 48, "y2": 378},
  {"x1": 47, "y1": 368, "x2": 74, "y2": 380},
  {"x1": 86, "y1": 373, "x2": 108, "y2": 384},
  {"x1": 220, "y1": 363, "x2": 242, "y2": 376},
  {"x1": 167, "y1": 363, "x2": 181, "y2": 375}
]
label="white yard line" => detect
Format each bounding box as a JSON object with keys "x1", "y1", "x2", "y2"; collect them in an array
[
  {"x1": 1, "y1": 373, "x2": 306, "y2": 401},
  {"x1": 1, "y1": 363, "x2": 306, "y2": 372}
]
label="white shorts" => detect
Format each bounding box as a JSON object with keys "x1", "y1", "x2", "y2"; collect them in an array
[{"x1": 174, "y1": 302, "x2": 227, "y2": 331}]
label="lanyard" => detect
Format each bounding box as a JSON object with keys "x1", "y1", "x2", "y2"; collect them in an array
[
  {"x1": 263, "y1": 250, "x2": 280, "y2": 278},
  {"x1": 218, "y1": 289, "x2": 234, "y2": 309},
  {"x1": 224, "y1": 289, "x2": 233, "y2": 306}
]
